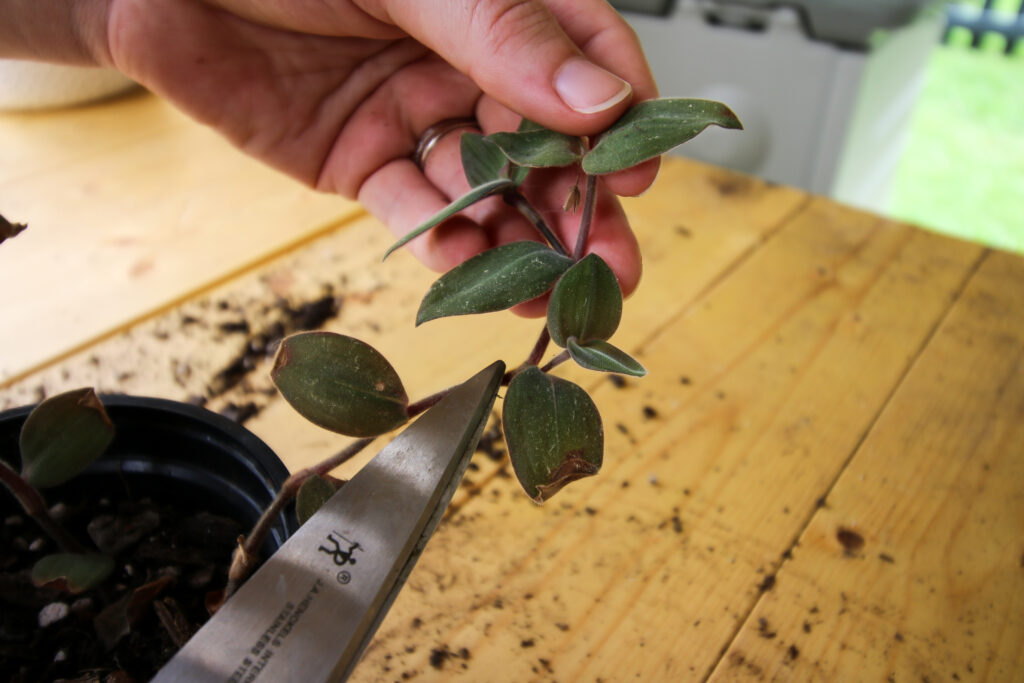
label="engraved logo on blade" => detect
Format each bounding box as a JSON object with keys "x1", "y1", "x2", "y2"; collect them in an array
[{"x1": 318, "y1": 531, "x2": 362, "y2": 584}]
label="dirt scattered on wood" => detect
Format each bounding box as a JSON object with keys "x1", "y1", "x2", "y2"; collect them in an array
[
  {"x1": 428, "y1": 645, "x2": 460, "y2": 669},
  {"x1": 475, "y1": 417, "x2": 505, "y2": 463},
  {"x1": 709, "y1": 173, "x2": 755, "y2": 197},
  {"x1": 206, "y1": 292, "x2": 340, "y2": 404},
  {"x1": 837, "y1": 527, "x2": 865, "y2": 555}
]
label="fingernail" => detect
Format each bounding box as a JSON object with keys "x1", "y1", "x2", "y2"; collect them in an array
[{"x1": 554, "y1": 58, "x2": 631, "y2": 115}]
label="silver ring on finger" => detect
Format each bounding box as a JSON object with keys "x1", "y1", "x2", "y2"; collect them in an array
[{"x1": 413, "y1": 117, "x2": 478, "y2": 171}]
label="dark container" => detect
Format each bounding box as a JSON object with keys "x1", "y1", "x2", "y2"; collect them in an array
[{"x1": 0, "y1": 394, "x2": 296, "y2": 555}]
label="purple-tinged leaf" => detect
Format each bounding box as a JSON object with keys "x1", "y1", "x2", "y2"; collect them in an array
[
  {"x1": 567, "y1": 338, "x2": 646, "y2": 377},
  {"x1": 487, "y1": 123, "x2": 584, "y2": 168},
  {"x1": 510, "y1": 163, "x2": 531, "y2": 186},
  {"x1": 461, "y1": 133, "x2": 508, "y2": 188},
  {"x1": 503, "y1": 367, "x2": 603, "y2": 503},
  {"x1": 583, "y1": 98, "x2": 742, "y2": 175},
  {"x1": 417, "y1": 242, "x2": 572, "y2": 325},
  {"x1": 383, "y1": 178, "x2": 516, "y2": 260},
  {"x1": 19, "y1": 388, "x2": 114, "y2": 489},
  {"x1": 31, "y1": 553, "x2": 115, "y2": 594},
  {"x1": 271, "y1": 332, "x2": 408, "y2": 437},
  {"x1": 296, "y1": 474, "x2": 341, "y2": 525},
  {"x1": 546, "y1": 254, "x2": 622, "y2": 347}
]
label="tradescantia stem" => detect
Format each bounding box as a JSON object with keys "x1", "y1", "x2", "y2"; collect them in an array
[
  {"x1": 540, "y1": 350, "x2": 570, "y2": 373},
  {"x1": 406, "y1": 388, "x2": 451, "y2": 418},
  {"x1": 225, "y1": 364, "x2": 505, "y2": 601},
  {"x1": 227, "y1": 317, "x2": 557, "y2": 600},
  {"x1": 504, "y1": 191, "x2": 568, "y2": 256},
  {"x1": 0, "y1": 459, "x2": 87, "y2": 554},
  {"x1": 504, "y1": 326, "x2": 552, "y2": 386},
  {"x1": 526, "y1": 326, "x2": 551, "y2": 367},
  {"x1": 572, "y1": 174, "x2": 599, "y2": 261},
  {"x1": 224, "y1": 436, "x2": 374, "y2": 601}
]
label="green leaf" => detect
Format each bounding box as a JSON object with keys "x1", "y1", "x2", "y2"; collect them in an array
[
  {"x1": 509, "y1": 163, "x2": 531, "y2": 186},
  {"x1": 19, "y1": 388, "x2": 115, "y2": 489},
  {"x1": 503, "y1": 367, "x2": 603, "y2": 503},
  {"x1": 516, "y1": 118, "x2": 545, "y2": 133},
  {"x1": 546, "y1": 254, "x2": 623, "y2": 347},
  {"x1": 487, "y1": 126, "x2": 584, "y2": 169},
  {"x1": 497, "y1": 119, "x2": 549, "y2": 183},
  {"x1": 461, "y1": 133, "x2": 508, "y2": 187},
  {"x1": 271, "y1": 332, "x2": 408, "y2": 437},
  {"x1": 567, "y1": 338, "x2": 646, "y2": 377},
  {"x1": 383, "y1": 178, "x2": 516, "y2": 260},
  {"x1": 32, "y1": 553, "x2": 114, "y2": 594},
  {"x1": 296, "y1": 475, "x2": 341, "y2": 525},
  {"x1": 582, "y1": 98, "x2": 742, "y2": 175},
  {"x1": 417, "y1": 241, "x2": 573, "y2": 325}
]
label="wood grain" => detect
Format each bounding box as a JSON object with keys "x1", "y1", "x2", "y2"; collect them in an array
[
  {"x1": 0, "y1": 93, "x2": 359, "y2": 383},
  {"x1": 2, "y1": 131, "x2": 1016, "y2": 682},
  {"x1": 347, "y1": 202, "x2": 986, "y2": 681},
  {"x1": 708, "y1": 249, "x2": 1024, "y2": 682}
]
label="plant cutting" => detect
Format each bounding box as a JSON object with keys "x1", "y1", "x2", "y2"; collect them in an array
[
  {"x1": 0, "y1": 391, "x2": 294, "y2": 681},
  {"x1": 1, "y1": 97, "x2": 740, "y2": 678},
  {"x1": 0, "y1": 389, "x2": 117, "y2": 592},
  {"x1": 246, "y1": 97, "x2": 742, "y2": 576}
]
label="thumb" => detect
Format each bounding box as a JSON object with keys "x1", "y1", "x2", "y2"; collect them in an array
[{"x1": 376, "y1": 0, "x2": 639, "y2": 135}]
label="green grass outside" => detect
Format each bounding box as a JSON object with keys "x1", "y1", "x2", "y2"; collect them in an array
[{"x1": 889, "y1": 2, "x2": 1024, "y2": 254}]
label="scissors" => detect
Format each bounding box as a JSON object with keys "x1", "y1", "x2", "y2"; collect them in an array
[{"x1": 153, "y1": 361, "x2": 505, "y2": 682}]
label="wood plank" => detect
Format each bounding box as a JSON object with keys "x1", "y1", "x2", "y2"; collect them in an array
[
  {"x1": 0, "y1": 159, "x2": 806, "y2": 466},
  {"x1": 1, "y1": 158, "x2": 985, "y2": 681},
  {"x1": 708, "y1": 249, "x2": 1024, "y2": 682},
  {"x1": 347, "y1": 205, "x2": 984, "y2": 681},
  {"x1": 0, "y1": 93, "x2": 359, "y2": 383},
  {"x1": 0, "y1": 91, "x2": 182, "y2": 180}
]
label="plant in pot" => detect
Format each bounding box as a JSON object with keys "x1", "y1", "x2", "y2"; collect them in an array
[
  {"x1": 0, "y1": 389, "x2": 295, "y2": 682},
  {"x1": 0, "y1": 97, "x2": 740, "y2": 680}
]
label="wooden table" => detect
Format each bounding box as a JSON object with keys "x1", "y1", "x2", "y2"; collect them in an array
[{"x1": 2, "y1": 92, "x2": 1022, "y2": 682}]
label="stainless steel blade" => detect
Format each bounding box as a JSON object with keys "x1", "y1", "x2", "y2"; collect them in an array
[{"x1": 153, "y1": 361, "x2": 504, "y2": 683}]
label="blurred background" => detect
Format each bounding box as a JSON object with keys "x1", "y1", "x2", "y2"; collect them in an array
[{"x1": 611, "y1": 0, "x2": 1024, "y2": 254}]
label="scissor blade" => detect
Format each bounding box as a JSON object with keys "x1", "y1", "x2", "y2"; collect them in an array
[{"x1": 153, "y1": 361, "x2": 504, "y2": 683}]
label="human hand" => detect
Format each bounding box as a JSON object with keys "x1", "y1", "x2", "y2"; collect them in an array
[{"x1": 101, "y1": 0, "x2": 659, "y2": 315}]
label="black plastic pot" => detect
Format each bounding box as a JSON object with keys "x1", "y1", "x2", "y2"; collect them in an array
[{"x1": 0, "y1": 394, "x2": 297, "y2": 555}]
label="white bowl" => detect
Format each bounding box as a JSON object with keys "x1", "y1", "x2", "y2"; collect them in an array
[{"x1": 0, "y1": 60, "x2": 137, "y2": 112}]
